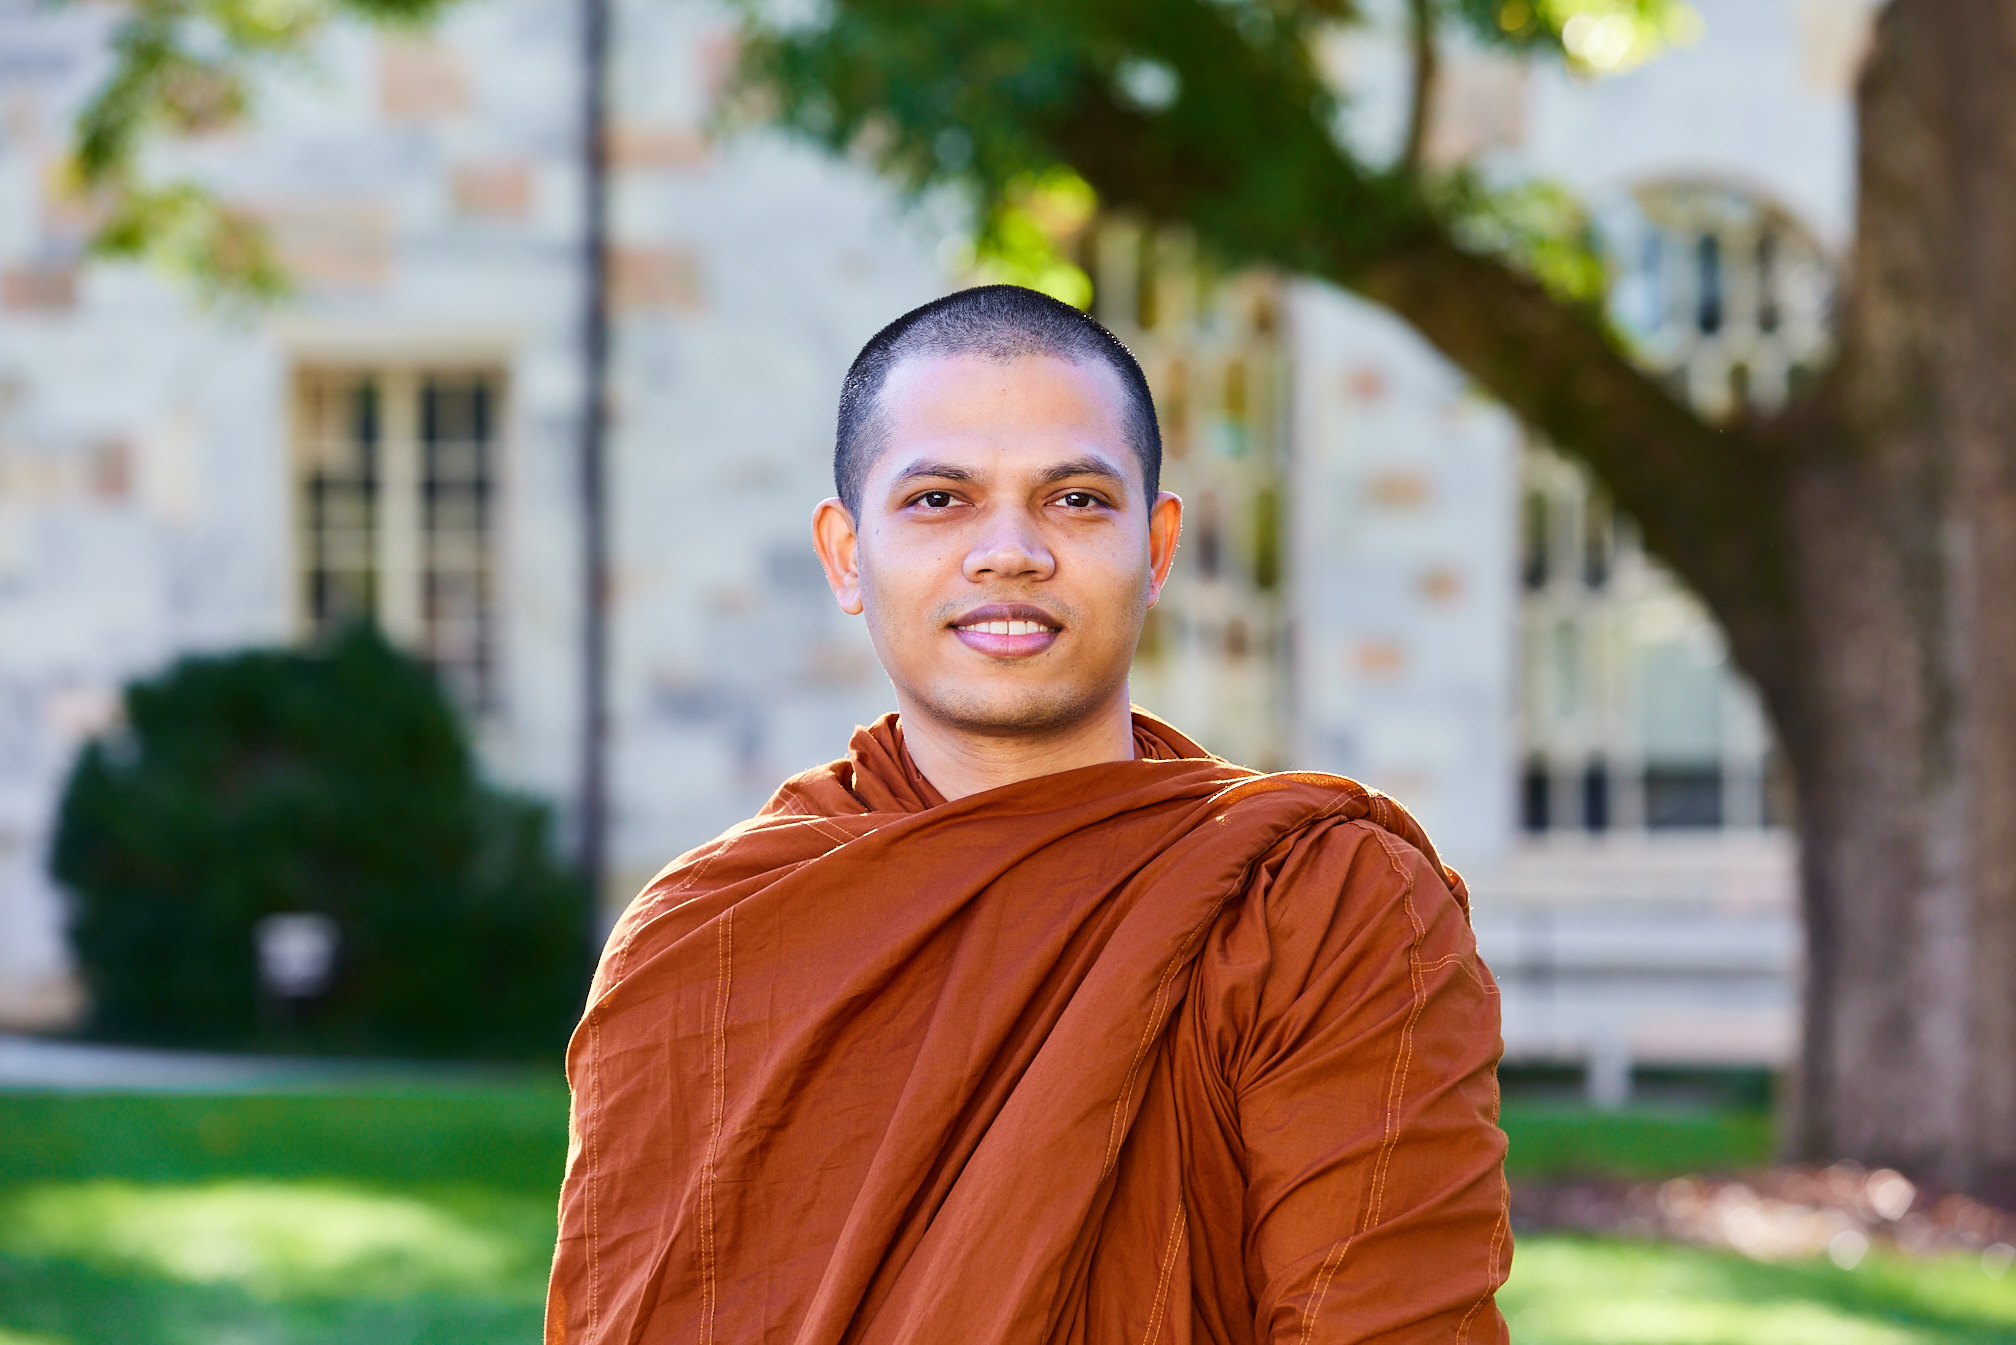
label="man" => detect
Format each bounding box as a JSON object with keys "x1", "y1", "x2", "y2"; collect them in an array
[{"x1": 548, "y1": 285, "x2": 1509, "y2": 1343}]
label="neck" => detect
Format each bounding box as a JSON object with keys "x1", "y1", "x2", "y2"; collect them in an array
[{"x1": 895, "y1": 687, "x2": 1138, "y2": 801}]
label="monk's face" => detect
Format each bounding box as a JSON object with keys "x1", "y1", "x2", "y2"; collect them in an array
[{"x1": 813, "y1": 353, "x2": 1181, "y2": 737}]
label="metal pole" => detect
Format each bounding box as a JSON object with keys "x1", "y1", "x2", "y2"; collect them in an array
[{"x1": 577, "y1": 0, "x2": 612, "y2": 924}]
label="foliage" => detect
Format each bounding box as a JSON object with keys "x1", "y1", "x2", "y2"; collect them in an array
[
  {"x1": 731, "y1": 0, "x2": 1376, "y2": 275},
  {"x1": 731, "y1": 0, "x2": 1696, "y2": 290},
  {"x1": 62, "y1": 0, "x2": 445, "y2": 297},
  {"x1": 1433, "y1": 173, "x2": 1611, "y2": 308},
  {"x1": 1454, "y1": 0, "x2": 1703, "y2": 73},
  {"x1": 51, "y1": 626, "x2": 590, "y2": 1059},
  {"x1": 944, "y1": 168, "x2": 1099, "y2": 308},
  {"x1": 64, "y1": 0, "x2": 1697, "y2": 298},
  {"x1": 89, "y1": 180, "x2": 289, "y2": 298}
]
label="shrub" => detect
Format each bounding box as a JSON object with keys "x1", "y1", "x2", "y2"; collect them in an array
[{"x1": 52, "y1": 626, "x2": 590, "y2": 1059}]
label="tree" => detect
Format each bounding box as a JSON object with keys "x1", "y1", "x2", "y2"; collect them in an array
[
  {"x1": 66, "y1": 0, "x2": 2016, "y2": 1196},
  {"x1": 728, "y1": 0, "x2": 2016, "y2": 1200},
  {"x1": 53, "y1": 626, "x2": 590, "y2": 1058}
]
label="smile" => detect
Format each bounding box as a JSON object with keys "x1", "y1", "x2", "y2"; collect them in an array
[
  {"x1": 957, "y1": 619, "x2": 1053, "y2": 636},
  {"x1": 949, "y1": 604, "x2": 1062, "y2": 658}
]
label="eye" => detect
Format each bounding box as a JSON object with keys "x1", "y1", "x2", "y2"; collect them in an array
[
  {"x1": 915, "y1": 490, "x2": 956, "y2": 509},
  {"x1": 1058, "y1": 491, "x2": 1102, "y2": 509}
]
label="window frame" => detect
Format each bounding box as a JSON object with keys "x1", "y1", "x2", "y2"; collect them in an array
[{"x1": 287, "y1": 360, "x2": 511, "y2": 716}]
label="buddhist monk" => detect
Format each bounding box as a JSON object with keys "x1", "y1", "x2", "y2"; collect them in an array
[{"x1": 548, "y1": 285, "x2": 1510, "y2": 1343}]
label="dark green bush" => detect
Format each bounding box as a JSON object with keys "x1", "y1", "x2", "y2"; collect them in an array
[{"x1": 52, "y1": 626, "x2": 589, "y2": 1058}]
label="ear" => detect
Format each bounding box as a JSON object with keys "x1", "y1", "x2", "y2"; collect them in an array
[
  {"x1": 812, "y1": 497, "x2": 864, "y2": 615},
  {"x1": 1146, "y1": 491, "x2": 1182, "y2": 607}
]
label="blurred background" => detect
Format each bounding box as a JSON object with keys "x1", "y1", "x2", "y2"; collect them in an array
[{"x1": 4, "y1": 0, "x2": 2016, "y2": 1338}]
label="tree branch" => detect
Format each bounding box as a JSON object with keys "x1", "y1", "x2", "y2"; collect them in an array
[
  {"x1": 1043, "y1": 72, "x2": 1801, "y2": 713},
  {"x1": 1402, "y1": 0, "x2": 1439, "y2": 177},
  {"x1": 1350, "y1": 229, "x2": 1803, "y2": 714}
]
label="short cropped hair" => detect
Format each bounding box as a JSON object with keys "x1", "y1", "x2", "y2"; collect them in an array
[{"x1": 834, "y1": 285, "x2": 1162, "y2": 515}]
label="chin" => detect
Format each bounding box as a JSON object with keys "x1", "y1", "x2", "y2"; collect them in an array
[{"x1": 910, "y1": 679, "x2": 1118, "y2": 736}]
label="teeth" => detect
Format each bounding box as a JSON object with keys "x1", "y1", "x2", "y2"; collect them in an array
[{"x1": 964, "y1": 619, "x2": 1050, "y2": 636}]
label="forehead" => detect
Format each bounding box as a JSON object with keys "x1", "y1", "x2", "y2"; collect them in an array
[{"x1": 865, "y1": 351, "x2": 1137, "y2": 487}]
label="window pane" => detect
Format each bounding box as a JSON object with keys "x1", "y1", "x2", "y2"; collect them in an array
[
  {"x1": 1521, "y1": 491, "x2": 1550, "y2": 590},
  {"x1": 1582, "y1": 760, "x2": 1610, "y2": 832},
  {"x1": 1522, "y1": 761, "x2": 1552, "y2": 833},
  {"x1": 300, "y1": 376, "x2": 379, "y2": 637},
  {"x1": 421, "y1": 374, "x2": 498, "y2": 711},
  {"x1": 1645, "y1": 765, "x2": 1723, "y2": 829}
]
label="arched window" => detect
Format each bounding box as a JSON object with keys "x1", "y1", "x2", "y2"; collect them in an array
[{"x1": 1607, "y1": 182, "x2": 1834, "y2": 418}]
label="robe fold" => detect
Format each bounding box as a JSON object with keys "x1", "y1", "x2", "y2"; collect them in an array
[{"x1": 548, "y1": 712, "x2": 1510, "y2": 1344}]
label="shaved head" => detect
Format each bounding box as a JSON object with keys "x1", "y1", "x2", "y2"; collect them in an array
[{"x1": 834, "y1": 285, "x2": 1162, "y2": 515}]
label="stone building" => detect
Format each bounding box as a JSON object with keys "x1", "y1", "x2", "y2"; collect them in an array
[
  {"x1": 0, "y1": 0, "x2": 1870, "y2": 1096},
  {"x1": 0, "y1": 0, "x2": 949, "y2": 1025}
]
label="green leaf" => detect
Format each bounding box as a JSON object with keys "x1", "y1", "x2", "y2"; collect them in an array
[{"x1": 63, "y1": 0, "x2": 455, "y2": 299}]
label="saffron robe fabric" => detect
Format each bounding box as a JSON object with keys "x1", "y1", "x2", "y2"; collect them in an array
[{"x1": 548, "y1": 713, "x2": 1510, "y2": 1344}]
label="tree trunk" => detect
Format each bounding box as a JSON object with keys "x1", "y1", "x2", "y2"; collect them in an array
[{"x1": 1782, "y1": 0, "x2": 2016, "y2": 1200}]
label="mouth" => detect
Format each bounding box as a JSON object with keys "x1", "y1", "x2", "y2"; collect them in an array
[{"x1": 949, "y1": 602, "x2": 1063, "y2": 659}]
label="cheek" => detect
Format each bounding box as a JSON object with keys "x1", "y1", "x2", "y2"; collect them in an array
[
  {"x1": 1077, "y1": 533, "x2": 1155, "y2": 601},
  {"x1": 858, "y1": 541, "x2": 941, "y2": 638}
]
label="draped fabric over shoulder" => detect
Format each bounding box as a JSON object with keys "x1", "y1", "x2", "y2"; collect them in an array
[{"x1": 548, "y1": 712, "x2": 1510, "y2": 1344}]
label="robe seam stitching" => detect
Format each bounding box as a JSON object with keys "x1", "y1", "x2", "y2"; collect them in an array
[
  {"x1": 1298, "y1": 828, "x2": 1427, "y2": 1345},
  {"x1": 1418, "y1": 948, "x2": 1494, "y2": 994},
  {"x1": 805, "y1": 817, "x2": 855, "y2": 846},
  {"x1": 1141, "y1": 1194, "x2": 1188, "y2": 1345},
  {"x1": 586, "y1": 1011, "x2": 601, "y2": 1338},
  {"x1": 1367, "y1": 832, "x2": 1428, "y2": 1229},
  {"x1": 699, "y1": 908, "x2": 734, "y2": 1345},
  {"x1": 575, "y1": 821, "x2": 744, "y2": 1340},
  {"x1": 624, "y1": 835, "x2": 738, "y2": 957},
  {"x1": 1456, "y1": 1001, "x2": 1512, "y2": 1340},
  {"x1": 1453, "y1": 1171, "x2": 1511, "y2": 1343}
]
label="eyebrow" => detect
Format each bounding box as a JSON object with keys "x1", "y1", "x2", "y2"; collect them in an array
[
  {"x1": 1035, "y1": 456, "x2": 1128, "y2": 489},
  {"x1": 891, "y1": 456, "x2": 1128, "y2": 489},
  {"x1": 891, "y1": 460, "x2": 981, "y2": 486}
]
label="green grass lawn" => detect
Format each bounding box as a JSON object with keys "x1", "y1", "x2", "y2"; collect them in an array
[
  {"x1": 1, "y1": 1087, "x2": 2013, "y2": 1343},
  {"x1": 1502, "y1": 1238, "x2": 2016, "y2": 1345},
  {"x1": 0, "y1": 1086, "x2": 566, "y2": 1344}
]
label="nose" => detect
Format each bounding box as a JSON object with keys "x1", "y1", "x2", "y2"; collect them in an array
[{"x1": 962, "y1": 505, "x2": 1056, "y2": 584}]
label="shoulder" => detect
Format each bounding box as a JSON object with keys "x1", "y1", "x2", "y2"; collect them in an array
[
  {"x1": 1250, "y1": 814, "x2": 1467, "y2": 955},
  {"x1": 1194, "y1": 800, "x2": 1482, "y2": 1020},
  {"x1": 758, "y1": 758, "x2": 869, "y2": 819},
  {"x1": 1199, "y1": 770, "x2": 1469, "y2": 917},
  {"x1": 1186, "y1": 813, "x2": 1496, "y2": 1087},
  {"x1": 589, "y1": 805, "x2": 871, "y2": 1001}
]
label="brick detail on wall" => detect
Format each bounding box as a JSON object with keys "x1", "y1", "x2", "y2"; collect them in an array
[
  {"x1": 606, "y1": 123, "x2": 710, "y2": 171},
  {"x1": 1, "y1": 265, "x2": 77, "y2": 312},
  {"x1": 450, "y1": 160, "x2": 534, "y2": 219},
  {"x1": 377, "y1": 36, "x2": 472, "y2": 121},
  {"x1": 610, "y1": 246, "x2": 704, "y2": 313},
  {"x1": 259, "y1": 200, "x2": 396, "y2": 292}
]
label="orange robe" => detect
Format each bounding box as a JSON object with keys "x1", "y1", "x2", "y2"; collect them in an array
[{"x1": 548, "y1": 713, "x2": 1509, "y2": 1344}]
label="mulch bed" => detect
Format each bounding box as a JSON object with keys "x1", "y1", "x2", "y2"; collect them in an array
[{"x1": 1513, "y1": 1162, "x2": 2016, "y2": 1273}]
